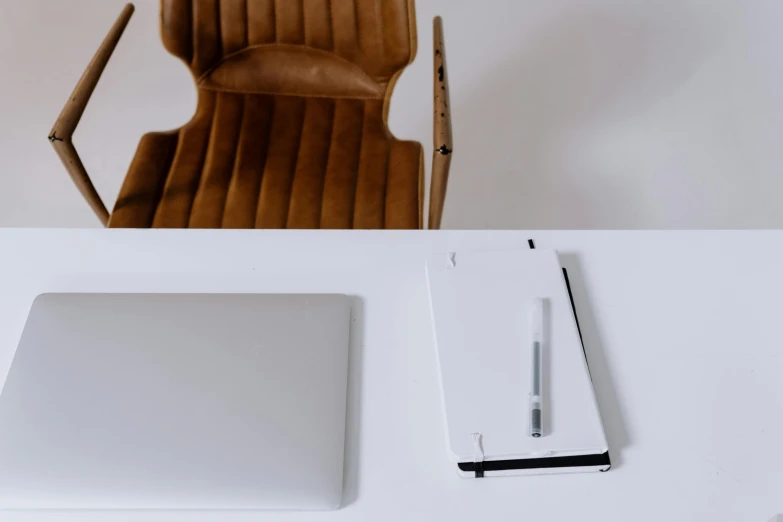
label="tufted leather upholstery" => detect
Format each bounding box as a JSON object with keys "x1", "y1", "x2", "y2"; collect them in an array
[{"x1": 109, "y1": 0, "x2": 424, "y2": 229}]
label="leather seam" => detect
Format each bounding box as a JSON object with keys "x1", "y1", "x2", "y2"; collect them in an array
[
  {"x1": 273, "y1": 0, "x2": 279, "y2": 44},
  {"x1": 316, "y1": 99, "x2": 338, "y2": 228},
  {"x1": 380, "y1": 138, "x2": 391, "y2": 229},
  {"x1": 350, "y1": 100, "x2": 368, "y2": 229},
  {"x1": 326, "y1": 0, "x2": 334, "y2": 51},
  {"x1": 189, "y1": 0, "x2": 195, "y2": 68},
  {"x1": 253, "y1": 96, "x2": 277, "y2": 227},
  {"x1": 150, "y1": 130, "x2": 184, "y2": 227},
  {"x1": 241, "y1": 0, "x2": 249, "y2": 49},
  {"x1": 196, "y1": 43, "x2": 386, "y2": 86},
  {"x1": 352, "y1": 0, "x2": 360, "y2": 50},
  {"x1": 214, "y1": 0, "x2": 223, "y2": 71},
  {"x1": 300, "y1": 0, "x2": 307, "y2": 46},
  {"x1": 219, "y1": 94, "x2": 248, "y2": 227},
  {"x1": 188, "y1": 92, "x2": 222, "y2": 228},
  {"x1": 283, "y1": 98, "x2": 309, "y2": 228},
  {"x1": 377, "y1": 0, "x2": 385, "y2": 71},
  {"x1": 197, "y1": 85, "x2": 384, "y2": 100}
]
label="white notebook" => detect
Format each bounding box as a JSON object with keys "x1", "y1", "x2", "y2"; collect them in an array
[{"x1": 426, "y1": 249, "x2": 610, "y2": 477}]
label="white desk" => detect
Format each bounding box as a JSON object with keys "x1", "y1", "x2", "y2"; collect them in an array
[{"x1": 1, "y1": 230, "x2": 781, "y2": 521}]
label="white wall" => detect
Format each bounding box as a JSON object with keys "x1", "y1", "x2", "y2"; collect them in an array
[{"x1": 2, "y1": 0, "x2": 783, "y2": 228}]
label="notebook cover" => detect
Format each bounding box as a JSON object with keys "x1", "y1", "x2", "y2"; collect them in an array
[{"x1": 426, "y1": 248, "x2": 609, "y2": 477}]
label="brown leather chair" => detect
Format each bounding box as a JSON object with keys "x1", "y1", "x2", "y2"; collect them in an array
[{"x1": 50, "y1": 1, "x2": 452, "y2": 229}]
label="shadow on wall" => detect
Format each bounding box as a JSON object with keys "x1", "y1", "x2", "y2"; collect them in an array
[{"x1": 437, "y1": 2, "x2": 727, "y2": 229}]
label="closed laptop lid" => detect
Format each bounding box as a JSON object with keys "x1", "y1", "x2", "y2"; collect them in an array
[{"x1": 0, "y1": 293, "x2": 351, "y2": 510}]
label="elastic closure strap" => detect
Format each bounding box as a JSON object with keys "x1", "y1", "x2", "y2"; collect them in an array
[{"x1": 471, "y1": 433, "x2": 485, "y2": 478}]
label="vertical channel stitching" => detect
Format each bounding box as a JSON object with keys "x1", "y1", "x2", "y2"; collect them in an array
[
  {"x1": 315, "y1": 99, "x2": 338, "y2": 227},
  {"x1": 349, "y1": 100, "x2": 367, "y2": 228},
  {"x1": 219, "y1": 94, "x2": 248, "y2": 226},
  {"x1": 253, "y1": 97, "x2": 277, "y2": 227},
  {"x1": 282, "y1": 98, "x2": 310, "y2": 227}
]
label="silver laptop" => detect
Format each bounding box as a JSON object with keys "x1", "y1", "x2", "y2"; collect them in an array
[{"x1": 0, "y1": 293, "x2": 351, "y2": 510}]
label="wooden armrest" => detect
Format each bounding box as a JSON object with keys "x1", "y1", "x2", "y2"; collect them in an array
[
  {"x1": 48, "y1": 3, "x2": 135, "y2": 226},
  {"x1": 429, "y1": 16, "x2": 453, "y2": 230}
]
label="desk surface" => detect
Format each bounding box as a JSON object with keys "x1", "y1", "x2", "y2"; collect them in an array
[{"x1": 1, "y1": 230, "x2": 781, "y2": 522}]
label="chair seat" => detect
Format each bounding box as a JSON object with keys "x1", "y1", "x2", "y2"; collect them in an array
[{"x1": 108, "y1": 90, "x2": 423, "y2": 229}]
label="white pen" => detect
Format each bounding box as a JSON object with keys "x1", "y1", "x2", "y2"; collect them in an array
[{"x1": 530, "y1": 299, "x2": 544, "y2": 438}]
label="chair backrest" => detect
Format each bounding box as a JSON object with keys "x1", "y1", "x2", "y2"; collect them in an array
[{"x1": 161, "y1": 0, "x2": 417, "y2": 98}]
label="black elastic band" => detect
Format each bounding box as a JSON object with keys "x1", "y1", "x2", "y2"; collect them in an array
[
  {"x1": 459, "y1": 451, "x2": 610, "y2": 473},
  {"x1": 562, "y1": 268, "x2": 584, "y2": 346}
]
